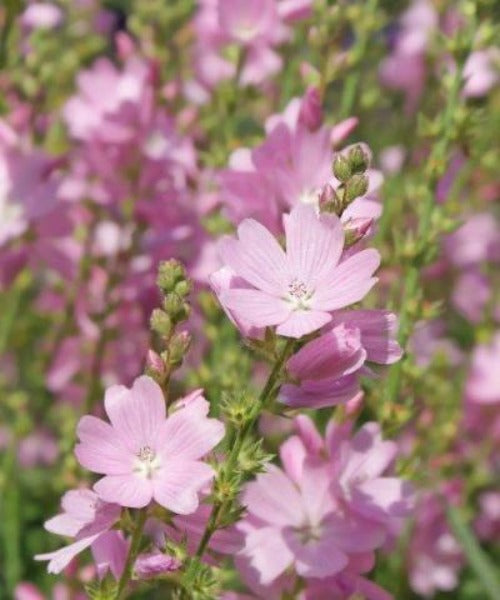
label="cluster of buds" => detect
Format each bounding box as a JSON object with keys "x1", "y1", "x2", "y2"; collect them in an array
[
  {"x1": 147, "y1": 260, "x2": 192, "y2": 384},
  {"x1": 320, "y1": 144, "x2": 371, "y2": 216}
]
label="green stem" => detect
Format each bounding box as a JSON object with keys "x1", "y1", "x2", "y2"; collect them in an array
[
  {"x1": 384, "y1": 52, "x2": 469, "y2": 406},
  {"x1": 115, "y1": 509, "x2": 147, "y2": 600},
  {"x1": 193, "y1": 338, "x2": 296, "y2": 562},
  {"x1": 1, "y1": 439, "x2": 21, "y2": 594}
]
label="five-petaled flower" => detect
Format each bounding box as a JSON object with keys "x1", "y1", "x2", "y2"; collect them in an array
[
  {"x1": 214, "y1": 204, "x2": 380, "y2": 339},
  {"x1": 75, "y1": 376, "x2": 225, "y2": 513}
]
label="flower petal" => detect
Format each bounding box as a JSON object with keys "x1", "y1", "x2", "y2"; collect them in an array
[
  {"x1": 153, "y1": 460, "x2": 215, "y2": 514},
  {"x1": 219, "y1": 219, "x2": 289, "y2": 295},
  {"x1": 222, "y1": 289, "x2": 291, "y2": 327},
  {"x1": 75, "y1": 416, "x2": 133, "y2": 475},
  {"x1": 104, "y1": 376, "x2": 166, "y2": 450},
  {"x1": 285, "y1": 204, "x2": 344, "y2": 284},
  {"x1": 93, "y1": 474, "x2": 153, "y2": 508},
  {"x1": 276, "y1": 309, "x2": 331, "y2": 338},
  {"x1": 242, "y1": 465, "x2": 304, "y2": 527},
  {"x1": 156, "y1": 404, "x2": 224, "y2": 461},
  {"x1": 35, "y1": 535, "x2": 99, "y2": 574},
  {"x1": 312, "y1": 249, "x2": 380, "y2": 311}
]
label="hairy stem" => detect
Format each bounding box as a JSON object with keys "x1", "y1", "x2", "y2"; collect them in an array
[{"x1": 115, "y1": 508, "x2": 147, "y2": 600}]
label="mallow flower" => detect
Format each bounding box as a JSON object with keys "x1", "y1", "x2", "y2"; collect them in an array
[
  {"x1": 238, "y1": 460, "x2": 384, "y2": 585},
  {"x1": 75, "y1": 376, "x2": 224, "y2": 513},
  {"x1": 215, "y1": 204, "x2": 380, "y2": 338}
]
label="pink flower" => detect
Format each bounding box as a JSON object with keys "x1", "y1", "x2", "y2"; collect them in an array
[
  {"x1": 215, "y1": 204, "x2": 380, "y2": 338},
  {"x1": 452, "y1": 270, "x2": 491, "y2": 323},
  {"x1": 408, "y1": 484, "x2": 464, "y2": 597},
  {"x1": 283, "y1": 417, "x2": 414, "y2": 530},
  {"x1": 466, "y1": 332, "x2": 500, "y2": 404},
  {"x1": 35, "y1": 489, "x2": 121, "y2": 574},
  {"x1": 63, "y1": 57, "x2": 150, "y2": 142},
  {"x1": 462, "y1": 49, "x2": 499, "y2": 98},
  {"x1": 218, "y1": 0, "x2": 279, "y2": 44},
  {"x1": 75, "y1": 376, "x2": 225, "y2": 512},
  {"x1": 281, "y1": 324, "x2": 365, "y2": 409},
  {"x1": 239, "y1": 461, "x2": 384, "y2": 584},
  {"x1": 21, "y1": 3, "x2": 63, "y2": 30}
]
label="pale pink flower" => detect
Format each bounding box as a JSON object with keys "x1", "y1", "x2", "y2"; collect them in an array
[
  {"x1": 239, "y1": 461, "x2": 384, "y2": 584},
  {"x1": 21, "y1": 3, "x2": 63, "y2": 29},
  {"x1": 408, "y1": 484, "x2": 464, "y2": 597},
  {"x1": 218, "y1": 0, "x2": 279, "y2": 44},
  {"x1": 35, "y1": 489, "x2": 121, "y2": 574},
  {"x1": 215, "y1": 204, "x2": 380, "y2": 338},
  {"x1": 452, "y1": 270, "x2": 491, "y2": 323},
  {"x1": 462, "y1": 49, "x2": 499, "y2": 98},
  {"x1": 444, "y1": 213, "x2": 500, "y2": 268},
  {"x1": 474, "y1": 491, "x2": 500, "y2": 541},
  {"x1": 75, "y1": 376, "x2": 225, "y2": 512},
  {"x1": 466, "y1": 332, "x2": 500, "y2": 404},
  {"x1": 63, "y1": 57, "x2": 150, "y2": 142},
  {"x1": 283, "y1": 417, "x2": 414, "y2": 531}
]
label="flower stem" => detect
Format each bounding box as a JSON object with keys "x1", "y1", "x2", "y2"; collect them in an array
[
  {"x1": 193, "y1": 338, "x2": 296, "y2": 562},
  {"x1": 383, "y1": 50, "x2": 470, "y2": 407},
  {"x1": 115, "y1": 508, "x2": 147, "y2": 600}
]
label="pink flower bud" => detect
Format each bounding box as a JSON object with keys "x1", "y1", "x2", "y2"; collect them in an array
[
  {"x1": 115, "y1": 32, "x2": 136, "y2": 60},
  {"x1": 134, "y1": 553, "x2": 181, "y2": 579},
  {"x1": 343, "y1": 217, "x2": 374, "y2": 245},
  {"x1": 298, "y1": 87, "x2": 323, "y2": 130},
  {"x1": 345, "y1": 391, "x2": 364, "y2": 416},
  {"x1": 146, "y1": 349, "x2": 166, "y2": 376}
]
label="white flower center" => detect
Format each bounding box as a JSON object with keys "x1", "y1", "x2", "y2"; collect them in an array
[
  {"x1": 287, "y1": 279, "x2": 312, "y2": 310},
  {"x1": 294, "y1": 520, "x2": 322, "y2": 544},
  {"x1": 134, "y1": 445, "x2": 161, "y2": 479},
  {"x1": 298, "y1": 187, "x2": 320, "y2": 207}
]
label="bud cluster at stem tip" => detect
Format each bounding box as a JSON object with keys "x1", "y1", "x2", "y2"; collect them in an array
[
  {"x1": 147, "y1": 260, "x2": 193, "y2": 383},
  {"x1": 322, "y1": 144, "x2": 371, "y2": 216}
]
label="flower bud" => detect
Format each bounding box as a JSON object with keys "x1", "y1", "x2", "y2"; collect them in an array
[
  {"x1": 163, "y1": 293, "x2": 187, "y2": 321},
  {"x1": 347, "y1": 144, "x2": 370, "y2": 173},
  {"x1": 298, "y1": 87, "x2": 323, "y2": 131},
  {"x1": 134, "y1": 553, "x2": 181, "y2": 579},
  {"x1": 156, "y1": 259, "x2": 185, "y2": 293},
  {"x1": 318, "y1": 183, "x2": 343, "y2": 215},
  {"x1": 150, "y1": 309, "x2": 172, "y2": 337},
  {"x1": 174, "y1": 279, "x2": 191, "y2": 297},
  {"x1": 343, "y1": 217, "x2": 374, "y2": 246},
  {"x1": 167, "y1": 331, "x2": 192, "y2": 367},
  {"x1": 145, "y1": 349, "x2": 166, "y2": 383},
  {"x1": 345, "y1": 173, "x2": 369, "y2": 203},
  {"x1": 332, "y1": 154, "x2": 352, "y2": 183}
]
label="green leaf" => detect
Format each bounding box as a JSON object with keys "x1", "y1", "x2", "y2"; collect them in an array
[{"x1": 446, "y1": 505, "x2": 500, "y2": 600}]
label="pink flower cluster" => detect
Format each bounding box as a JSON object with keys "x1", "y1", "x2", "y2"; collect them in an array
[
  {"x1": 234, "y1": 417, "x2": 413, "y2": 596},
  {"x1": 36, "y1": 376, "x2": 225, "y2": 576}
]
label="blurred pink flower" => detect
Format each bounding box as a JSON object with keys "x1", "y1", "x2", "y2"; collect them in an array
[
  {"x1": 21, "y1": 3, "x2": 63, "y2": 30},
  {"x1": 408, "y1": 484, "x2": 464, "y2": 597},
  {"x1": 215, "y1": 204, "x2": 380, "y2": 338},
  {"x1": 462, "y1": 49, "x2": 499, "y2": 98},
  {"x1": 466, "y1": 332, "x2": 500, "y2": 404},
  {"x1": 75, "y1": 376, "x2": 224, "y2": 512}
]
